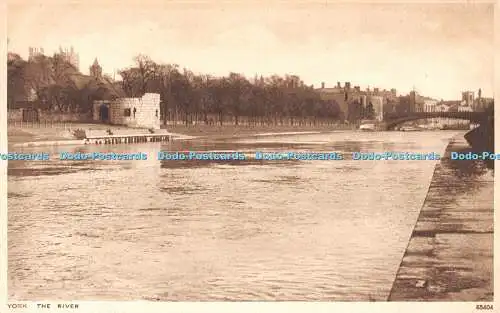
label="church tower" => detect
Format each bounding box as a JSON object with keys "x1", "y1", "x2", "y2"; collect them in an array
[{"x1": 89, "y1": 58, "x2": 102, "y2": 79}]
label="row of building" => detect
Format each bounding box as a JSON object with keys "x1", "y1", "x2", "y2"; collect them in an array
[
  {"x1": 315, "y1": 81, "x2": 493, "y2": 122},
  {"x1": 315, "y1": 82, "x2": 396, "y2": 121}
]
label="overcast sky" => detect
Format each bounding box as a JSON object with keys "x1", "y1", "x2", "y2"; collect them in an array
[{"x1": 7, "y1": 0, "x2": 495, "y2": 100}]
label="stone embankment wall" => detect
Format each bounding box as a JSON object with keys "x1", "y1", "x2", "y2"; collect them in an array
[{"x1": 388, "y1": 135, "x2": 493, "y2": 301}]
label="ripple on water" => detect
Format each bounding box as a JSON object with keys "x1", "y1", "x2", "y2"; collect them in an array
[
  {"x1": 8, "y1": 192, "x2": 32, "y2": 198},
  {"x1": 8, "y1": 131, "x2": 462, "y2": 300},
  {"x1": 252, "y1": 175, "x2": 304, "y2": 185},
  {"x1": 159, "y1": 186, "x2": 207, "y2": 194}
]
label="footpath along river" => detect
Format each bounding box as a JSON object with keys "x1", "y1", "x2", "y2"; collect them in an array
[
  {"x1": 7, "y1": 130, "x2": 479, "y2": 301},
  {"x1": 389, "y1": 135, "x2": 493, "y2": 301}
]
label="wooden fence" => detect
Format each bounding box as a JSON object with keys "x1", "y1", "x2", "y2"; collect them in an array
[{"x1": 8, "y1": 120, "x2": 81, "y2": 129}]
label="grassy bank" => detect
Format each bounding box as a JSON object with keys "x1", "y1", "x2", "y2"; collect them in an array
[
  {"x1": 7, "y1": 123, "x2": 356, "y2": 144},
  {"x1": 8, "y1": 127, "x2": 77, "y2": 144},
  {"x1": 7, "y1": 129, "x2": 39, "y2": 143}
]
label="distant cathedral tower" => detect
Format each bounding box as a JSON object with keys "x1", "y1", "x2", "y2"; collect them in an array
[
  {"x1": 477, "y1": 88, "x2": 483, "y2": 111},
  {"x1": 28, "y1": 47, "x2": 45, "y2": 60},
  {"x1": 89, "y1": 58, "x2": 102, "y2": 79},
  {"x1": 58, "y1": 46, "x2": 80, "y2": 70},
  {"x1": 461, "y1": 91, "x2": 474, "y2": 107}
]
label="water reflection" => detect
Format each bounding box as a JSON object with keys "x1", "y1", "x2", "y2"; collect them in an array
[{"x1": 445, "y1": 146, "x2": 490, "y2": 179}]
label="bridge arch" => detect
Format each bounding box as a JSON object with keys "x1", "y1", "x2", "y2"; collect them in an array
[{"x1": 383, "y1": 111, "x2": 488, "y2": 130}]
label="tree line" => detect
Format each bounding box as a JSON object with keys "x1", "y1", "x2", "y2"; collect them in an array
[
  {"x1": 7, "y1": 52, "x2": 116, "y2": 114},
  {"x1": 8, "y1": 53, "x2": 346, "y2": 126},
  {"x1": 9, "y1": 52, "x2": 492, "y2": 125},
  {"x1": 119, "y1": 55, "x2": 345, "y2": 126}
]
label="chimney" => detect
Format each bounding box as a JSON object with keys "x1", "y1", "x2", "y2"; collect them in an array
[
  {"x1": 345, "y1": 82, "x2": 351, "y2": 89},
  {"x1": 321, "y1": 82, "x2": 325, "y2": 89},
  {"x1": 337, "y1": 82, "x2": 341, "y2": 88}
]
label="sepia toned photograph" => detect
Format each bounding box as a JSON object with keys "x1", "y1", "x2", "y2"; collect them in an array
[{"x1": 4, "y1": 0, "x2": 494, "y2": 305}]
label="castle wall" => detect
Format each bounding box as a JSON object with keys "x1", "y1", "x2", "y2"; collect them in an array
[
  {"x1": 109, "y1": 98, "x2": 140, "y2": 126},
  {"x1": 133, "y1": 93, "x2": 161, "y2": 129},
  {"x1": 93, "y1": 93, "x2": 161, "y2": 129}
]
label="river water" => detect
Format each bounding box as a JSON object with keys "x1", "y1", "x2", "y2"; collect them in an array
[{"x1": 8, "y1": 130, "x2": 458, "y2": 301}]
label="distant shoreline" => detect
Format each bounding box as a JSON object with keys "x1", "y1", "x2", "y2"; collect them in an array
[
  {"x1": 7, "y1": 123, "x2": 357, "y2": 145},
  {"x1": 162, "y1": 124, "x2": 356, "y2": 139}
]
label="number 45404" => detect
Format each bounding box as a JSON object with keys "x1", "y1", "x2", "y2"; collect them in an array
[{"x1": 476, "y1": 304, "x2": 493, "y2": 310}]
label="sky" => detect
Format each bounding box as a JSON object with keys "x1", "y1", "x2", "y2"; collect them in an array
[{"x1": 7, "y1": 0, "x2": 495, "y2": 100}]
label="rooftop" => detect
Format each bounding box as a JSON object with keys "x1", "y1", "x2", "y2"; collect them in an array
[{"x1": 68, "y1": 73, "x2": 126, "y2": 99}]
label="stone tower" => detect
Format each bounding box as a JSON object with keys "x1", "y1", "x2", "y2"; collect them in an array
[
  {"x1": 58, "y1": 46, "x2": 79, "y2": 69},
  {"x1": 89, "y1": 58, "x2": 102, "y2": 79},
  {"x1": 28, "y1": 47, "x2": 45, "y2": 60},
  {"x1": 462, "y1": 91, "x2": 474, "y2": 107}
]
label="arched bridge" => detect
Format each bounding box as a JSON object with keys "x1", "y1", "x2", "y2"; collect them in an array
[{"x1": 383, "y1": 111, "x2": 491, "y2": 130}]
